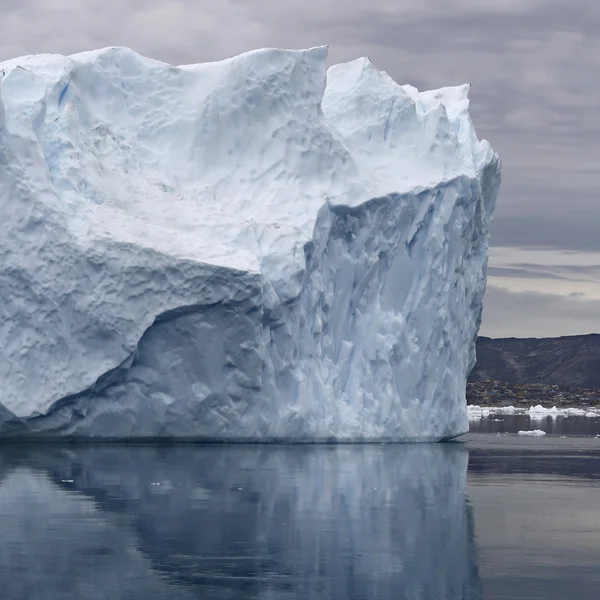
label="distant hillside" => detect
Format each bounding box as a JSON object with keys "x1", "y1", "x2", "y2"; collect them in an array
[{"x1": 469, "y1": 334, "x2": 600, "y2": 388}]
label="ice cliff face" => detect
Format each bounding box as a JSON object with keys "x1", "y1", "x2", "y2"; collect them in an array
[{"x1": 0, "y1": 47, "x2": 500, "y2": 440}]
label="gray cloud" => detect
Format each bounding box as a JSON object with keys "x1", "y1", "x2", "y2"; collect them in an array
[
  {"x1": 491, "y1": 210, "x2": 600, "y2": 252},
  {"x1": 1, "y1": 0, "x2": 598, "y2": 336},
  {"x1": 512, "y1": 263, "x2": 600, "y2": 276},
  {"x1": 488, "y1": 262, "x2": 600, "y2": 282},
  {"x1": 481, "y1": 285, "x2": 600, "y2": 338},
  {"x1": 488, "y1": 266, "x2": 576, "y2": 282}
]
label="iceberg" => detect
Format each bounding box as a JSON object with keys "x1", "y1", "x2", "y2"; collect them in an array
[{"x1": 0, "y1": 46, "x2": 501, "y2": 440}]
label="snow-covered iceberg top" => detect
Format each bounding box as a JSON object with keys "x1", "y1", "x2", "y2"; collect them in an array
[{"x1": 0, "y1": 46, "x2": 501, "y2": 440}]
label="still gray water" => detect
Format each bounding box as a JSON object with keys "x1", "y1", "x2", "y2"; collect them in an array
[{"x1": 1, "y1": 416, "x2": 599, "y2": 599}]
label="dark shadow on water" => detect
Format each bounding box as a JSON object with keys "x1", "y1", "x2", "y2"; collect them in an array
[{"x1": 0, "y1": 443, "x2": 481, "y2": 600}]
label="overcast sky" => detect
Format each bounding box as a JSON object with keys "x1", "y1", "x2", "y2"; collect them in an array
[{"x1": 1, "y1": 0, "x2": 598, "y2": 338}]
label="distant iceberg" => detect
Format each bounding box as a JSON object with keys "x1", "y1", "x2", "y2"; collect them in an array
[
  {"x1": 468, "y1": 404, "x2": 600, "y2": 421},
  {"x1": 0, "y1": 46, "x2": 500, "y2": 440}
]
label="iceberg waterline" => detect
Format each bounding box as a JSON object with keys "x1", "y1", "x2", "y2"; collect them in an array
[{"x1": 0, "y1": 46, "x2": 501, "y2": 440}]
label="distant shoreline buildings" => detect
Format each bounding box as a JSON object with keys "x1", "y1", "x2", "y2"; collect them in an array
[{"x1": 467, "y1": 380, "x2": 600, "y2": 408}]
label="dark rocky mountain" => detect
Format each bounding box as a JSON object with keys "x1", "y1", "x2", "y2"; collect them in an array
[{"x1": 469, "y1": 334, "x2": 600, "y2": 388}]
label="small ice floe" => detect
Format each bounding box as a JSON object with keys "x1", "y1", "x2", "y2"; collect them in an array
[
  {"x1": 150, "y1": 482, "x2": 161, "y2": 486},
  {"x1": 467, "y1": 405, "x2": 512, "y2": 419},
  {"x1": 518, "y1": 429, "x2": 546, "y2": 436},
  {"x1": 61, "y1": 479, "x2": 74, "y2": 483},
  {"x1": 523, "y1": 406, "x2": 599, "y2": 418},
  {"x1": 527, "y1": 405, "x2": 563, "y2": 418},
  {"x1": 467, "y1": 405, "x2": 523, "y2": 419},
  {"x1": 467, "y1": 405, "x2": 490, "y2": 419}
]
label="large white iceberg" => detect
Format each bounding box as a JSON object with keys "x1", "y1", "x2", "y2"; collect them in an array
[{"x1": 0, "y1": 46, "x2": 500, "y2": 440}]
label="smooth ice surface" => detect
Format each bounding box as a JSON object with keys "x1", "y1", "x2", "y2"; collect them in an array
[{"x1": 0, "y1": 46, "x2": 500, "y2": 440}]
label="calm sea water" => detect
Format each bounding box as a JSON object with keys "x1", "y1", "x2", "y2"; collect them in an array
[{"x1": 1, "y1": 416, "x2": 599, "y2": 599}]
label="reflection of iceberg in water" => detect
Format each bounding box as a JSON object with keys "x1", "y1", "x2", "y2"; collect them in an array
[{"x1": 0, "y1": 445, "x2": 480, "y2": 600}]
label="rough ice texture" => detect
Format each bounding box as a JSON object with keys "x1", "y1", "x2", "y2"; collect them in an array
[{"x1": 0, "y1": 46, "x2": 501, "y2": 440}]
